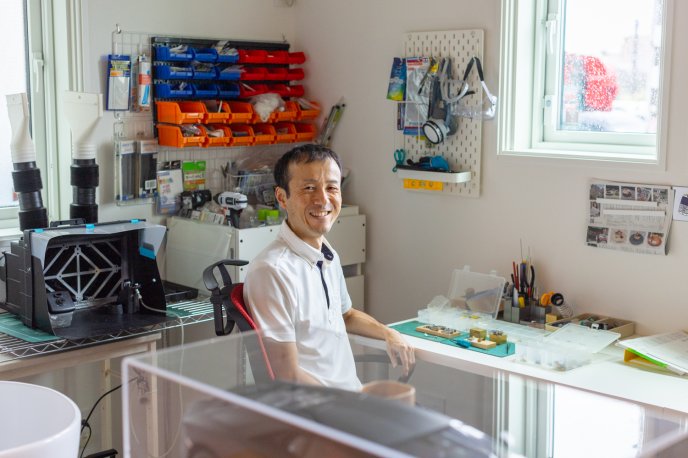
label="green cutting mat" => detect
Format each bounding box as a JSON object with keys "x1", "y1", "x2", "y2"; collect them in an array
[
  {"x1": 391, "y1": 320, "x2": 515, "y2": 358},
  {"x1": 0, "y1": 313, "x2": 61, "y2": 343}
]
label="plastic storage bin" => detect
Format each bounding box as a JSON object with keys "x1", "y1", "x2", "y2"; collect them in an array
[
  {"x1": 287, "y1": 51, "x2": 306, "y2": 64},
  {"x1": 252, "y1": 123, "x2": 277, "y2": 145},
  {"x1": 224, "y1": 102, "x2": 254, "y2": 123},
  {"x1": 202, "y1": 101, "x2": 230, "y2": 123},
  {"x1": 216, "y1": 66, "x2": 242, "y2": 81},
  {"x1": 155, "y1": 44, "x2": 194, "y2": 62},
  {"x1": 199, "y1": 125, "x2": 230, "y2": 147},
  {"x1": 228, "y1": 124, "x2": 255, "y2": 146},
  {"x1": 294, "y1": 123, "x2": 316, "y2": 142},
  {"x1": 241, "y1": 67, "x2": 267, "y2": 81},
  {"x1": 192, "y1": 47, "x2": 218, "y2": 63},
  {"x1": 156, "y1": 101, "x2": 207, "y2": 124},
  {"x1": 191, "y1": 64, "x2": 216, "y2": 80},
  {"x1": 155, "y1": 82, "x2": 193, "y2": 99},
  {"x1": 265, "y1": 50, "x2": 289, "y2": 64},
  {"x1": 296, "y1": 100, "x2": 321, "y2": 120},
  {"x1": 264, "y1": 67, "x2": 288, "y2": 81},
  {"x1": 218, "y1": 83, "x2": 240, "y2": 99},
  {"x1": 157, "y1": 124, "x2": 205, "y2": 148},
  {"x1": 276, "y1": 101, "x2": 299, "y2": 121},
  {"x1": 154, "y1": 64, "x2": 193, "y2": 80},
  {"x1": 238, "y1": 49, "x2": 267, "y2": 63},
  {"x1": 238, "y1": 83, "x2": 268, "y2": 98},
  {"x1": 286, "y1": 68, "x2": 305, "y2": 80},
  {"x1": 192, "y1": 83, "x2": 218, "y2": 98},
  {"x1": 274, "y1": 122, "x2": 297, "y2": 143}
]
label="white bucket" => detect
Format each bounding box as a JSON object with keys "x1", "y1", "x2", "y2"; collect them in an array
[{"x1": 0, "y1": 381, "x2": 81, "y2": 458}]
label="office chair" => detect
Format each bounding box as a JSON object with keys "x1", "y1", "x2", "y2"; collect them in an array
[
  {"x1": 202, "y1": 259, "x2": 275, "y2": 382},
  {"x1": 202, "y1": 259, "x2": 413, "y2": 385}
]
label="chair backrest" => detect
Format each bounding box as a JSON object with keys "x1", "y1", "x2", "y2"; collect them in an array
[{"x1": 203, "y1": 259, "x2": 275, "y2": 381}]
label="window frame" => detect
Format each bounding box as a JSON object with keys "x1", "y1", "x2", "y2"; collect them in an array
[
  {"x1": 497, "y1": 0, "x2": 674, "y2": 166},
  {"x1": 0, "y1": 0, "x2": 59, "y2": 230}
]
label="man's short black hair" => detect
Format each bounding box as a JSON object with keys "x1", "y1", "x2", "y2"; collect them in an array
[{"x1": 274, "y1": 144, "x2": 342, "y2": 196}]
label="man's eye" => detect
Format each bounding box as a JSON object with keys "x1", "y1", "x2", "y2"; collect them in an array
[
  {"x1": 328, "y1": 186, "x2": 340, "y2": 192},
  {"x1": 304, "y1": 185, "x2": 315, "y2": 191}
]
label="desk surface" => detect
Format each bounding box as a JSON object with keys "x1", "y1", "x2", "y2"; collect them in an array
[
  {"x1": 353, "y1": 323, "x2": 688, "y2": 415},
  {"x1": 0, "y1": 297, "x2": 213, "y2": 365}
]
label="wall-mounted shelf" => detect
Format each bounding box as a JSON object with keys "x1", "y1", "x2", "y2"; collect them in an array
[{"x1": 396, "y1": 169, "x2": 471, "y2": 183}]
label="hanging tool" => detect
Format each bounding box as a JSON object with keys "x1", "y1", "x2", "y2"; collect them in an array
[{"x1": 214, "y1": 191, "x2": 248, "y2": 228}]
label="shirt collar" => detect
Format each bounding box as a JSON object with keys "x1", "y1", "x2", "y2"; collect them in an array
[{"x1": 278, "y1": 220, "x2": 335, "y2": 266}]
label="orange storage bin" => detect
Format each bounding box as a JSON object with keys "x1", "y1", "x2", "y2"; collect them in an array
[
  {"x1": 157, "y1": 124, "x2": 205, "y2": 148},
  {"x1": 296, "y1": 100, "x2": 320, "y2": 121},
  {"x1": 202, "y1": 101, "x2": 230, "y2": 124},
  {"x1": 156, "y1": 101, "x2": 206, "y2": 124},
  {"x1": 252, "y1": 123, "x2": 277, "y2": 145},
  {"x1": 294, "y1": 123, "x2": 317, "y2": 142},
  {"x1": 275, "y1": 101, "x2": 299, "y2": 122},
  {"x1": 229, "y1": 124, "x2": 255, "y2": 146},
  {"x1": 224, "y1": 102, "x2": 254, "y2": 124},
  {"x1": 274, "y1": 122, "x2": 297, "y2": 143},
  {"x1": 199, "y1": 125, "x2": 231, "y2": 147}
]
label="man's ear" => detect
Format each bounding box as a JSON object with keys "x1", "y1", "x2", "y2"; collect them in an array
[{"x1": 275, "y1": 186, "x2": 288, "y2": 210}]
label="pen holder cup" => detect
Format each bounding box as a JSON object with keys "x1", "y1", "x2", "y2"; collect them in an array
[{"x1": 361, "y1": 380, "x2": 416, "y2": 406}]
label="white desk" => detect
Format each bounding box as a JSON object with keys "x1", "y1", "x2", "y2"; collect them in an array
[{"x1": 352, "y1": 325, "x2": 688, "y2": 416}]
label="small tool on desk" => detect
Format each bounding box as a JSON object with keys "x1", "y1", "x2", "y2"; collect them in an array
[{"x1": 392, "y1": 149, "x2": 406, "y2": 172}]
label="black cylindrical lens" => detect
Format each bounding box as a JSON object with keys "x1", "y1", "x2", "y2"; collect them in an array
[
  {"x1": 70, "y1": 159, "x2": 99, "y2": 223},
  {"x1": 11, "y1": 161, "x2": 48, "y2": 230}
]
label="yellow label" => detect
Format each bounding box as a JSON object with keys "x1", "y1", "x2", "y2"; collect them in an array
[{"x1": 403, "y1": 179, "x2": 443, "y2": 191}]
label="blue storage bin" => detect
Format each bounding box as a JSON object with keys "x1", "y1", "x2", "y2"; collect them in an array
[
  {"x1": 218, "y1": 83, "x2": 240, "y2": 99},
  {"x1": 155, "y1": 45, "x2": 194, "y2": 62},
  {"x1": 192, "y1": 83, "x2": 219, "y2": 98},
  {"x1": 192, "y1": 48, "x2": 218, "y2": 63},
  {"x1": 154, "y1": 64, "x2": 193, "y2": 80},
  {"x1": 192, "y1": 64, "x2": 216, "y2": 80},
  {"x1": 217, "y1": 52, "x2": 239, "y2": 64},
  {"x1": 154, "y1": 82, "x2": 193, "y2": 98},
  {"x1": 216, "y1": 66, "x2": 242, "y2": 81}
]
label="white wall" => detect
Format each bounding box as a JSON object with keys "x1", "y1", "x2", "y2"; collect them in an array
[
  {"x1": 75, "y1": 0, "x2": 688, "y2": 335},
  {"x1": 293, "y1": 0, "x2": 688, "y2": 335}
]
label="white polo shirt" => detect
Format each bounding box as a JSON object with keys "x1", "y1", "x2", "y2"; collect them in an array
[{"x1": 243, "y1": 220, "x2": 361, "y2": 391}]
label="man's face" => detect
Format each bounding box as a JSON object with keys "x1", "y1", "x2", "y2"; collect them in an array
[{"x1": 276, "y1": 158, "x2": 342, "y2": 249}]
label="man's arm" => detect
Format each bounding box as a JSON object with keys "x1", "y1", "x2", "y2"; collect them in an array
[
  {"x1": 342, "y1": 308, "x2": 415, "y2": 374},
  {"x1": 262, "y1": 339, "x2": 323, "y2": 385}
]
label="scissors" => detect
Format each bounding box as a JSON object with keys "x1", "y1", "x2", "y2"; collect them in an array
[{"x1": 393, "y1": 149, "x2": 406, "y2": 172}]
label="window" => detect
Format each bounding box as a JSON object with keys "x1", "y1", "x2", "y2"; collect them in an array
[
  {"x1": 498, "y1": 0, "x2": 671, "y2": 164},
  {"x1": 0, "y1": 0, "x2": 57, "y2": 230}
]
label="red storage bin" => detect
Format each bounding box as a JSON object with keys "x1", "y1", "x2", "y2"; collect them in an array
[
  {"x1": 229, "y1": 124, "x2": 255, "y2": 146},
  {"x1": 265, "y1": 50, "x2": 288, "y2": 64},
  {"x1": 287, "y1": 52, "x2": 306, "y2": 65},
  {"x1": 285, "y1": 85, "x2": 305, "y2": 97},
  {"x1": 241, "y1": 67, "x2": 267, "y2": 80},
  {"x1": 286, "y1": 68, "x2": 305, "y2": 81},
  {"x1": 252, "y1": 123, "x2": 277, "y2": 145},
  {"x1": 238, "y1": 49, "x2": 267, "y2": 63},
  {"x1": 157, "y1": 124, "x2": 205, "y2": 148},
  {"x1": 238, "y1": 83, "x2": 268, "y2": 98},
  {"x1": 156, "y1": 101, "x2": 206, "y2": 124},
  {"x1": 266, "y1": 84, "x2": 289, "y2": 97},
  {"x1": 264, "y1": 67, "x2": 289, "y2": 81},
  {"x1": 274, "y1": 122, "x2": 297, "y2": 143}
]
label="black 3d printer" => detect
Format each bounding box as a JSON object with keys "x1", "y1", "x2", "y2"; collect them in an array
[{"x1": 0, "y1": 220, "x2": 169, "y2": 340}]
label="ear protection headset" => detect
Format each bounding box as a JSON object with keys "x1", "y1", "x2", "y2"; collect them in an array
[{"x1": 422, "y1": 58, "x2": 471, "y2": 144}]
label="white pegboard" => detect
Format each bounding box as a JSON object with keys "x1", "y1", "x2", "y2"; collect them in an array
[{"x1": 400, "y1": 29, "x2": 484, "y2": 197}]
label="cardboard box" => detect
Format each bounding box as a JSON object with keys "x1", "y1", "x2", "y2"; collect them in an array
[{"x1": 545, "y1": 313, "x2": 635, "y2": 338}]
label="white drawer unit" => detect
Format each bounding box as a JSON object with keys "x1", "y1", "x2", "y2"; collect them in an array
[{"x1": 165, "y1": 207, "x2": 367, "y2": 310}]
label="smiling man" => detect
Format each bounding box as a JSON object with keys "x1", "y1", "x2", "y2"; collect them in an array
[{"x1": 244, "y1": 144, "x2": 414, "y2": 390}]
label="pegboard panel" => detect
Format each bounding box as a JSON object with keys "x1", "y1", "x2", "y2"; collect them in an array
[{"x1": 401, "y1": 29, "x2": 484, "y2": 197}]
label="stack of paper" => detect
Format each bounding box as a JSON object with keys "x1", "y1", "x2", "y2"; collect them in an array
[{"x1": 617, "y1": 331, "x2": 688, "y2": 375}]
